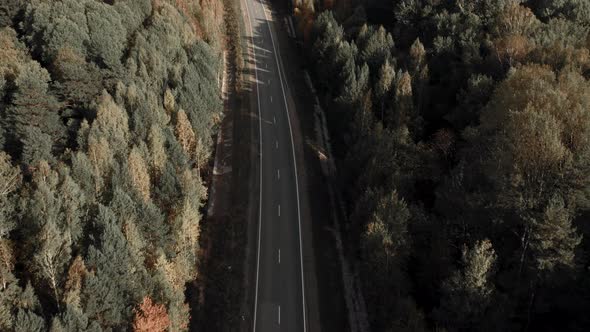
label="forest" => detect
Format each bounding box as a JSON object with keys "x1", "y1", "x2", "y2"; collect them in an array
[
  {"x1": 297, "y1": 0, "x2": 590, "y2": 331},
  {"x1": 0, "y1": 0, "x2": 224, "y2": 330}
]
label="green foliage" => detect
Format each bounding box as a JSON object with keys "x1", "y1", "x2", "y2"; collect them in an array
[
  {"x1": 14, "y1": 309, "x2": 45, "y2": 332},
  {"x1": 0, "y1": 0, "x2": 23, "y2": 28},
  {"x1": 308, "y1": 2, "x2": 590, "y2": 331},
  {"x1": 0, "y1": 0, "x2": 222, "y2": 329},
  {"x1": 0, "y1": 152, "x2": 21, "y2": 237},
  {"x1": 435, "y1": 240, "x2": 497, "y2": 330},
  {"x1": 4, "y1": 60, "x2": 64, "y2": 162},
  {"x1": 83, "y1": 205, "x2": 148, "y2": 329}
]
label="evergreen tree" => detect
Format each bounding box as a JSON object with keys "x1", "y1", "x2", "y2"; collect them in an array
[
  {"x1": 436, "y1": 239, "x2": 497, "y2": 331},
  {"x1": 375, "y1": 59, "x2": 396, "y2": 121},
  {"x1": 14, "y1": 309, "x2": 46, "y2": 332},
  {"x1": 530, "y1": 195, "x2": 581, "y2": 272},
  {"x1": 4, "y1": 61, "x2": 64, "y2": 160},
  {"x1": 83, "y1": 205, "x2": 146, "y2": 329},
  {"x1": 85, "y1": 0, "x2": 127, "y2": 69}
]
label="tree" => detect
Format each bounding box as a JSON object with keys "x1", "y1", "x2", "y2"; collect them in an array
[
  {"x1": 530, "y1": 195, "x2": 581, "y2": 272},
  {"x1": 375, "y1": 59, "x2": 396, "y2": 121},
  {"x1": 390, "y1": 71, "x2": 422, "y2": 138},
  {"x1": 63, "y1": 256, "x2": 87, "y2": 308},
  {"x1": 132, "y1": 297, "x2": 170, "y2": 332},
  {"x1": 361, "y1": 190, "x2": 412, "y2": 327},
  {"x1": 128, "y1": 147, "x2": 151, "y2": 203},
  {"x1": 88, "y1": 91, "x2": 129, "y2": 158},
  {"x1": 357, "y1": 25, "x2": 395, "y2": 73},
  {"x1": 18, "y1": 282, "x2": 41, "y2": 313},
  {"x1": 14, "y1": 309, "x2": 45, "y2": 331},
  {"x1": 148, "y1": 125, "x2": 167, "y2": 175},
  {"x1": 175, "y1": 109, "x2": 197, "y2": 162},
  {"x1": 83, "y1": 205, "x2": 146, "y2": 329},
  {"x1": 531, "y1": 0, "x2": 590, "y2": 26},
  {"x1": 0, "y1": 152, "x2": 21, "y2": 238},
  {"x1": 4, "y1": 61, "x2": 64, "y2": 160},
  {"x1": 49, "y1": 304, "x2": 102, "y2": 332},
  {"x1": 436, "y1": 239, "x2": 497, "y2": 330},
  {"x1": 52, "y1": 47, "x2": 102, "y2": 111},
  {"x1": 85, "y1": 0, "x2": 127, "y2": 69},
  {"x1": 0, "y1": 0, "x2": 23, "y2": 28},
  {"x1": 33, "y1": 206, "x2": 72, "y2": 312},
  {"x1": 21, "y1": 126, "x2": 55, "y2": 166},
  {"x1": 409, "y1": 38, "x2": 429, "y2": 115}
]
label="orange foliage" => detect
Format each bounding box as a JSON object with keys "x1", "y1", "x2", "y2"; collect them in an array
[{"x1": 133, "y1": 297, "x2": 171, "y2": 332}]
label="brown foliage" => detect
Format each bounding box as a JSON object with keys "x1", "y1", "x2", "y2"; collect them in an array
[
  {"x1": 133, "y1": 297, "x2": 171, "y2": 332},
  {"x1": 294, "y1": 0, "x2": 315, "y2": 43},
  {"x1": 431, "y1": 128, "x2": 456, "y2": 158},
  {"x1": 175, "y1": 109, "x2": 197, "y2": 157},
  {"x1": 493, "y1": 34, "x2": 531, "y2": 66},
  {"x1": 128, "y1": 148, "x2": 151, "y2": 202},
  {"x1": 63, "y1": 255, "x2": 87, "y2": 306},
  {"x1": 496, "y1": 2, "x2": 538, "y2": 36},
  {"x1": 0, "y1": 28, "x2": 25, "y2": 76}
]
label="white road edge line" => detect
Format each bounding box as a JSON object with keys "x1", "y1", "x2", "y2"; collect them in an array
[
  {"x1": 275, "y1": 140, "x2": 278, "y2": 149},
  {"x1": 273, "y1": 116, "x2": 276, "y2": 124},
  {"x1": 278, "y1": 248, "x2": 281, "y2": 263},
  {"x1": 271, "y1": 96, "x2": 273, "y2": 103},
  {"x1": 277, "y1": 169, "x2": 280, "y2": 180},
  {"x1": 244, "y1": 0, "x2": 263, "y2": 330},
  {"x1": 261, "y1": 3, "x2": 308, "y2": 331},
  {"x1": 278, "y1": 305, "x2": 281, "y2": 325},
  {"x1": 278, "y1": 204, "x2": 281, "y2": 217}
]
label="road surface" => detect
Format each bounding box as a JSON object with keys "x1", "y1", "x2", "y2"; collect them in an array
[{"x1": 242, "y1": 0, "x2": 307, "y2": 331}]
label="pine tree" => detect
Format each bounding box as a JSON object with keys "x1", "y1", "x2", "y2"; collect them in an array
[
  {"x1": 436, "y1": 239, "x2": 497, "y2": 330},
  {"x1": 18, "y1": 282, "x2": 41, "y2": 312},
  {"x1": 391, "y1": 71, "x2": 422, "y2": 138},
  {"x1": 14, "y1": 309, "x2": 46, "y2": 332},
  {"x1": 375, "y1": 59, "x2": 396, "y2": 121},
  {"x1": 358, "y1": 25, "x2": 395, "y2": 73},
  {"x1": 409, "y1": 38, "x2": 428, "y2": 115},
  {"x1": 21, "y1": 126, "x2": 54, "y2": 166},
  {"x1": 530, "y1": 195, "x2": 581, "y2": 272},
  {"x1": 85, "y1": 0, "x2": 126, "y2": 69},
  {"x1": 83, "y1": 205, "x2": 147, "y2": 329},
  {"x1": 49, "y1": 304, "x2": 102, "y2": 332},
  {"x1": 52, "y1": 47, "x2": 102, "y2": 110},
  {"x1": 361, "y1": 191, "x2": 412, "y2": 327},
  {"x1": 5, "y1": 61, "x2": 64, "y2": 159}
]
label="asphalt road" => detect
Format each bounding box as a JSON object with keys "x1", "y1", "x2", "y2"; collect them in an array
[{"x1": 243, "y1": 0, "x2": 307, "y2": 331}]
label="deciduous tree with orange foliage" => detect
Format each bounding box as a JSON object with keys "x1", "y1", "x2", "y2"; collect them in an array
[{"x1": 133, "y1": 297, "x2": 171, "y2": 332}]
